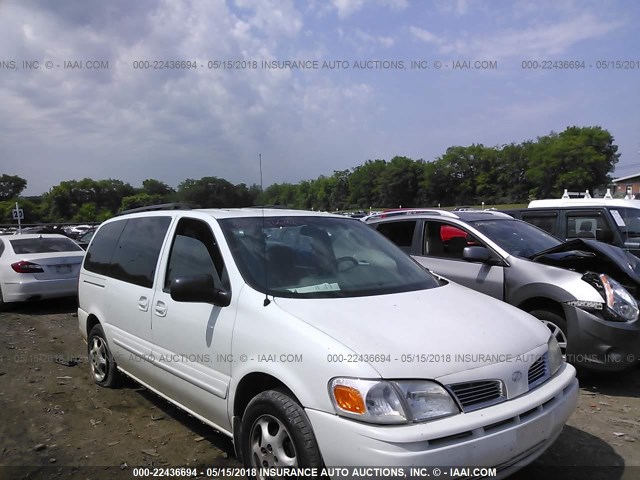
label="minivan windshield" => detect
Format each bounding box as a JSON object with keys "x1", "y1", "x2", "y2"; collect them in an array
[
  {"x1": 470, "y1": 219, "x2": 562, "y2": 258},
  {"x1": 219, "y1": 216, "x2": 440, "y2": 298}
]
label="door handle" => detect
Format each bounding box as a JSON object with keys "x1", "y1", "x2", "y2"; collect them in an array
[
  {"x1": 154, "y1": 300, "x2": 167, "y2": 317},
  {"x1": 138, "y1": 296, "x2": 149, "y2": 312}
]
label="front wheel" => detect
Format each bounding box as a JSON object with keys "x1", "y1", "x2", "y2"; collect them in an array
[
  {"x1": 87, "y1": 324, "x2": 120, "y2": 387},
  {"x1": 241, "y1": 390, "x2": 322, "y2": 478},
  {"x1": 530, "y1": 309, "x2": 568, "y2": 357}
]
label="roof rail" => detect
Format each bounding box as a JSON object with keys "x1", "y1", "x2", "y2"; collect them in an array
[
  {"x1": 366, "y1": 209, "x2": 459, "y2": 220},
  {"x1": 454, "y1": 209, "x2": 512, "y2": 218},
  {"x1": 245, "y1": 205, "x2": 293, "y2": 209},
  {"x1": 115, "y1": 202, "x2": 192, "y2": 216}
]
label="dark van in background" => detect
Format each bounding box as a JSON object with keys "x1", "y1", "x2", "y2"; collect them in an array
[{"x1": 503, "y1": 198, "x2": 640, "y2": 258}]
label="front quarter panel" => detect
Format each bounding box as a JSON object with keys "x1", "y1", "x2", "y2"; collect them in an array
[
  {"x1": 228, "y1": 286, "x2": 381, "y2": 419},
  {"x1": 505, "y1": 257, "x2": 603, "y2": 306}
]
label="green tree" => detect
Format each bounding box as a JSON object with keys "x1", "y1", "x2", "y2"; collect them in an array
[
  {"x1": 177, "y1": 177, "x2": 256, "y2": 207},
  {"x1": 0, "y1": 198, "x2": 37, "y2": 223},
  {"x1": 497, "y1": 143, "x2": 532, "y2": 203},
  {"x1": 527, "y1": 126, "x2": 619, "y2": 199},
  {"x1": 41, "y1": 178, "x2": 135, "y2": 221},
  {"x1": 379, "y1": 156, "x2": 425, "y2": 208},
  {"x1": 0, "y1": 174, "x2": 27, "y2": 200},
  {"x1": 349, "y1": 160, "x2": 386, "y2": 208},
  {"x1": 308, "y1": 176, "x2": 335, "y2": 211},
  {"x1": 142, "y1": 179, "x2": 175, "y2": 197},
  {"x1": 119, "y1": 193, "x2": 165, "y2": 212},
  {"x1": 330, "y1": 170, "x2": 351, "y2": 210}
]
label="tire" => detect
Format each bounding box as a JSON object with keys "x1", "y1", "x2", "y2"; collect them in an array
[
  {"x1": 529, "y1": 309, "x2": 568, "y2": 356},
  {"x1": 87, "y1": 324, "x2": 120, "y2": 388},
  {"x1": 241, "y1": 389, "x2": 322, "y2": 477}
]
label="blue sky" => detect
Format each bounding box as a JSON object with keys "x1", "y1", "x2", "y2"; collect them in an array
[{"x1": 1, "y1": 0, "x2": 639, "y2": 195}]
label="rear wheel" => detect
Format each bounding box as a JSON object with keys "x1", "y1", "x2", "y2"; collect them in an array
[
  {"x1": 241, "y1": 390, "x2": 322, "y2": 478},
  {"x1": 88, "y1": 324, "x2": 120, "y2": 387},
  {"x1": 530, "y1": 309, "x2": 568, "y2": 356}
]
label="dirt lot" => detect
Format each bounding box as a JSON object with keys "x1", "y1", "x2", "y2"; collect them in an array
[{"x1": 1, "y1": 299, "x2": 639, "y2": 480}]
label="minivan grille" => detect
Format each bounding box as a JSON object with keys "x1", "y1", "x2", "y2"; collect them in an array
[
  {"x1": 448, "y1": 380, "x2": 504, "y2": 412},
  {"x1": 528, "y1": 355, "x2": 548, "y2": 388}
]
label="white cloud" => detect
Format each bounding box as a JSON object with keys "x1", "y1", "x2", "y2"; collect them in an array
[
  {"x1": 234, "y1": 0, "x2": 303, "y2": 37},
  {"x1": 434, "y1": 0, "x2": 476, "y2": 16},
  {"x1": 330, "y1": 0, "x2": 408, "y2": 19},
  {"x1": 411, "y1": 12, "x2": 622, "y2": 59},
  {"x1": 0, "y1": 0, "x2": 384, "y2": 193},
  {"x1": 409, "y1": 26, "x2": 441, "y2": 45},
  {"x1": 331, "y1": 0, "x2": 365, "y2": 19},
  {"x1": 352, "y1": 29, "x2": 395, "y2": 50},
  {"x1": 452, "y1": 0, "x2": 470, "y2": 15},
  {"x1": 474, "y1": 13, "x2": 621, "y2": 58},
  {"x1": 380, "y1": 0, "x2": 409, "y2": 11}
]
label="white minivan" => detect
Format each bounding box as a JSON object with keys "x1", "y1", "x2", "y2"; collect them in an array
[{"x1": 78, "y1": 207, "x2": 578, "y2": 477}]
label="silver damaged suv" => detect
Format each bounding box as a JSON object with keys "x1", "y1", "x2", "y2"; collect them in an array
[{"x1": 367, "y1": 209, "x2": 640, "y2": 372}]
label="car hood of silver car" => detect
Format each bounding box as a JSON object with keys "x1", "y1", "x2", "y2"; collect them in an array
[{"x1": 530, "y1": 238, "x2": 640, "y2": 291}]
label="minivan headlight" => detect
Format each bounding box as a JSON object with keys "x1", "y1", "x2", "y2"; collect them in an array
[
  {"x1": 547, "y1": 335, "x2": 564, "y2": 375},
  {"x1": 329, "y1": 378, "x2": 459, "y2": 424},
  {"x1": 582, "y1": 273, "x2": 639, "y2": 322}
]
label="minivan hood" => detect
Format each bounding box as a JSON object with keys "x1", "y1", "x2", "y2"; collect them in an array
[
  {"x1": 530, "y1": 239, "x2": 640, "y2": 289},
  {"x1": 273, "y1": 282, "x2": 549, "y2": 378}
]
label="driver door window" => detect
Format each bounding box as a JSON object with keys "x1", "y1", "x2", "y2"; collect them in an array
[
  {"x1": 423, "y1": 222, "x2": 481, "y2": 260},
  {"x1": 165, "y1": 218, "x2": 228, "y2": 291}
]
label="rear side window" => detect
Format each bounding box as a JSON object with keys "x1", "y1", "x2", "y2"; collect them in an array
[
  {"x1": 565, "y1": 212, "x2": 612, "y2": 241},
  {"x1": 85, "y1": 220, "x2": 127, "y2": 275},
  {"x1": 84, "y1": 217, "x2": 171, "y2": 287},
  {"x1": 10, "y1": 237, "x2": 82, "y2": 254},
  {"x1": 109, "y1": 217, "x2": 171, "y2": 288},
  {"x1": 522, "y1": 213, "x2": 558, "y2": 236},
  {"x1": 375, "y1": 220, "x2": 417, "y2": 252}
]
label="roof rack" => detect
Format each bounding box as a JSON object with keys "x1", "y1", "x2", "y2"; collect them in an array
[
  {"x1": 560, "y1": 188, "x2": 614, "y2": 200},
  {"x1": 115, "y1": 202, "x2": 192, "y2": 216}
]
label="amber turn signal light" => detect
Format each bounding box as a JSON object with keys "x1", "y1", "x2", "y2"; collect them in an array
[{"x1": 333, "y1": 385, "x2": 366, "y2": 414}]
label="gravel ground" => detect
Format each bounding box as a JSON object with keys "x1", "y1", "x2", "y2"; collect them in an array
[{"x1": 0, "y1": 299, "x2": 639, "y2": 480}]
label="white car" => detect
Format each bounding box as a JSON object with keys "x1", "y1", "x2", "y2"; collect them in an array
[
  {"x1": 78, "y1": 207, "x2": 578, "y2": 477},
  {"x1": 63, "y1": 224, "x2": 93, "y2": 238},
  {"x1": 0, "y1": 234, "x2": 85, "y2": 307}
]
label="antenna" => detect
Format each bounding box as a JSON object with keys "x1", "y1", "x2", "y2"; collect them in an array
[{"x1": 260, "y1": 153, "x2": 271, "y2": 307}]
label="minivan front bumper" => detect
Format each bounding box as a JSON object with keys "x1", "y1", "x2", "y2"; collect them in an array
[
  {"x1": 565, "y1": 304, "x2": 640, "y2": 371},
  {"x1": 306, "y1": 364, "x2": 577, "y2": 478}
]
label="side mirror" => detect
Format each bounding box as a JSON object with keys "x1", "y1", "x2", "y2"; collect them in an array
[
  {"x1": 462, "y1": 246, "x2": 491, "y2": 262},
  {"x1": 170, "y1": 275, "x2": 231, "y2": 307}
]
